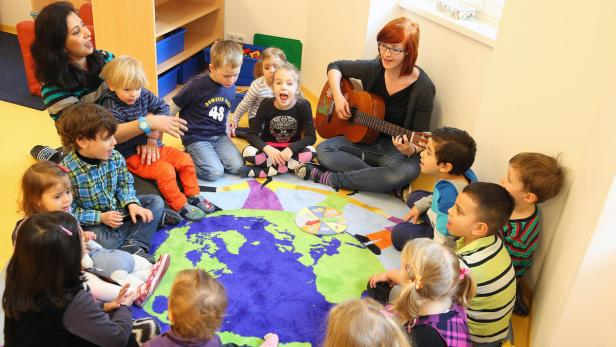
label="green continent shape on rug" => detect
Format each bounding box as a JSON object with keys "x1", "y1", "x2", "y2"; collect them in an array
[{"x1": 142, "y1": 208, "x2": 385, "y2": 346}]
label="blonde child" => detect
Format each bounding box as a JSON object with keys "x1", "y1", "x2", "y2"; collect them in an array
[
  {"x1": 499, "y1": 152, "x2": 564, "y2": 315},
  {"x1": 369, "y1": 238, "x2": 475, "y2": 347},
  {"x1": 144, "y1": 269, "x2": 278, "y2": 347},
  {"x1": 170, "y1": 40, "x2": 245, "y2": 181},
  {"x1": 101, "y1": 55, "x2": 215, "y2": 221},
  {"x1": 322, "y1": 298, "x2": 410, "y2": 347},
  {"x1": 13, "y1": 161, "x2": 170, "y2": 306},
  {"x1": 240, "y1": 63, "x2": 316, "y2": 178},
  {"x1": 229, "y1": 47, "x2": 288, "y2": 138}
]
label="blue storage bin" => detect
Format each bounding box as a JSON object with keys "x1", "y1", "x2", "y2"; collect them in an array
[
  {"x1": 156, "y1": 28, "x2": 187, "y2": 64},
  {"x1": 204, "y1": 43, "x2": 265, "y2": 86},
  {"x1": 177, "y1": 51, "x2": 205, "y2": 84},
  {"x1": 231, "y1": 92, "x2": 245, "y2": 113},
  {"x1": 158, "y1": 66, "x2": 180, "y2": 97}
]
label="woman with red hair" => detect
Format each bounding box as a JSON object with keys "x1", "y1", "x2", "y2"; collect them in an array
[{"x1": 295, "y1": 17, "x2": 435, "y2": 193}]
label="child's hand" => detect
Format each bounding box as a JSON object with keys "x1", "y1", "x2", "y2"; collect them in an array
[
  {"x1": 148, "y1": 115, "x2": 188, "y2": 138},
  {"x1": 147, "y1": 130, "x2": 161, "y2": 140},
  {"x1": 104, "y1": 284, "x2": 134, "y2": 312},
  {"x1": 404, "y1": 207, "x2": 421, "y2": 224},
  {"x1": 82, "y1": 231, "x2": 97, "y2": 241},
  {"x1": 264, "y1": 146, "x2": 286, "y2": 166},
  {"x1": 368, "y1": 272, "x2": 391, "y2": 288},
  {"x1": 101, "y1": 211, "x2": 124, "y2": 228},
  {"x1": 280, "y1": 147, "x2": 293, "y2": 162},
  {"x1": 128, "y1": 203, "x2": 154, "y2": 224}
]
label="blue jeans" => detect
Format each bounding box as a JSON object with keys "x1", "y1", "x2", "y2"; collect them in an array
[
  {"x1": 185, "y1": 135, "x2": 244, "y2": 181},
  {"x1": 87, "y1": 194, "x2": 164, "y2": 251},
  {"x1": 87, "y1": 240, "x2": 136, "y2": 279},
  {"x1": 316, "y1": 136, "x2": 420, "y2": 192}
]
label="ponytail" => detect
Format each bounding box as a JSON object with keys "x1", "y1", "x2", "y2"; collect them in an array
[
  {"x1": 393, "y1": 281, "x2": 423, "y2": 323},
  {"x1": 455, "y1": 267, "x2": 476, "y2": 307}
]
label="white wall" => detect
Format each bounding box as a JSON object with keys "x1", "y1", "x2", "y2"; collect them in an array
[
  {"x1": 224, "y1": 0, "x2": 309, "y2": 45},
  {"x1": 0, "y1": 0, "x2": 32, "y2": 28},
  {"x1": 403, "y1": 9, "x2": 493, "y2": 131},
  {"x1": 225, "y1": 0, "x2": 373, "y2": 94},
  {"x1": 363, "y1": 0, "x2": 402, "y2": 58},
  {"x1": 467, "y1": 0, "x2": 616, "y2": 344}
]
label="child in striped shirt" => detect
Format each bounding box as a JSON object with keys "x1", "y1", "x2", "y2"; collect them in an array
[
  {"x1": 499, "y1": 152, "x2": 564, "y2": 315},
  {"x1": 447, "y1": 183, "x2": 516, "y2": 346},
  {"x1": 229, "y1": 47, "x2": 288, "y2": 138}
]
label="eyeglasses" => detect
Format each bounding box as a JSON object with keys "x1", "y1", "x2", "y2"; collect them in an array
[{"x1": 377, "y1": 42, "x2": 407, "y2": 55}]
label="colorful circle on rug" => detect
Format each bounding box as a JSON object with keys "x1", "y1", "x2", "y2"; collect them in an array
[{"x1": 295, "y1": 205, "x2": 348, "y2": 235}]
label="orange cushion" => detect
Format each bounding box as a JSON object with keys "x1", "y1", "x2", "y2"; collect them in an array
[{"x1": 16, "y1": 21, "x2": 41, "y2": 97}]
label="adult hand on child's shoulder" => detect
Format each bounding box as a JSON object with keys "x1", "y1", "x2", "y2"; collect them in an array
[
  {"x1": 101, "y1": 211, "x2": 124, "y2": 228},
  {"x1": 128, "y1": 203, "x2": 153, "y2": 224}
]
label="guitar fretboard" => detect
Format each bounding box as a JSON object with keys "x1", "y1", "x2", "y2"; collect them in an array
[{"x1": 351, "y1": 109, "x2": 413, "y2": 138}]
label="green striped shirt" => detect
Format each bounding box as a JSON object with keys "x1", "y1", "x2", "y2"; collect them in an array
[{"x1": 457, "y1": 235, "x2": 516, "y2": 343}]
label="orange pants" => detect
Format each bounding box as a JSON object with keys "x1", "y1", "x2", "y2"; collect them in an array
[{"x1": 126, "y1": 146, "x2": 199, "y2": 211}]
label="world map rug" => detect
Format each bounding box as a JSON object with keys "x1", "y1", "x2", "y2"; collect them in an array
[{"x1": 133, "y1": 174, "x2": 409, "y2": 346}]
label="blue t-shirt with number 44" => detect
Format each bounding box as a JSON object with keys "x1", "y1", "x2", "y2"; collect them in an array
[{"x1": 172, "y1": 73, "x2": 236, "y2": 146}]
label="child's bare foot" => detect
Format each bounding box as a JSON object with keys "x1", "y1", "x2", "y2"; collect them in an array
[{"x1": 259, "y1": 333, "x2": 279, "y2": 347}]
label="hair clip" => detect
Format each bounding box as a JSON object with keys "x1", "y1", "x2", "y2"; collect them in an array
[
  {"x1": 59, "y1": 225, "x2": 73, "y2": 236},
  {"x1": 459, "y1": 267, "x2": 470, "y2": 280},
  {"x1": 56, "y1": 164, "x2": 69, "y2": 173},
  {"x1": 414, "y1": 275, "x2": 423, "y2": 290}
]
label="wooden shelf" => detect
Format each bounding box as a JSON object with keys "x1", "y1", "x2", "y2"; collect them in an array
[
  {"x1": 157, "y1": 31, "x2": 217, "y2": 74},
  {"x1": 155, "y1": 0, "x2": 219, "y2": 37}
]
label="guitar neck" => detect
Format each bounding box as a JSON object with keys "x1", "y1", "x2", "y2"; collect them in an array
[{"x1": 352, "y1": 111, "x2": 413, "y2": 138}]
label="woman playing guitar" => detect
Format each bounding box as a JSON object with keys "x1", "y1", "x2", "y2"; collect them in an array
[{"x1": 295, "y1": 17, "x2": 435, "y2": 193}]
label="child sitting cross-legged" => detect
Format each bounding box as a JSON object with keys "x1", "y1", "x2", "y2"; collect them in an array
[
  {"x1": 100, "y1": 55, "x2": 215, "y2": 221},
  {"x1": 57, "y1": 103, "x2": 165, "y2": 263},
  {"x1": 447, "y1": 182, "x2": 516, "y2": 345},
  {"x1": 240, "y1": 63, "x2": 316, "y2": 178},
  {"x1": 170, "y1": 40, "x2": 245, "y2": 181},
  {"x1": 144, "y1": 269, "x2": 278, "y2": 347},
  {"x1": 368, "y1": 238, "x2": 475, "y2": 347},
  {"x1": 391, "y1": 127, "x2": 477, "y2": 250},
  {"x1": 499, "y1": 152, "x2": 564, "y2": 315}
]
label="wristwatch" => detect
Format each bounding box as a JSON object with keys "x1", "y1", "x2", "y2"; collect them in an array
[{"x1": 138, "y1": 116, "x2": 151, "y2": 135}]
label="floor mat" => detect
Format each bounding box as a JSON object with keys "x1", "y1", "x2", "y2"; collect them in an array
[
  {"x1": 133, "y1": 174, "x2": 407, "y2": 346},
  {"x1": 0, "y1": 32, "x2": 46, "y2": 111}
]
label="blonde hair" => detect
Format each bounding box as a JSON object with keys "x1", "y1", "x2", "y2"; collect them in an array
[
  {"x1": 100, "y1": 55, "x2": 148, "y2": 89},
  {"x1": 253, "y1": 47, "x2": 287, "y2": 78},
  {"x1": 274, "y1": 63, "x2": 303, "y2": 99},
  {"x1": 210, "y1": 40, "x2": 243, "y2": 68},
  {"x1": 393, "y1": 239, "x2": 476, "y2": 324},
  {"x1": 323, "y1": 298, "x2": 411, "y2": 347},
  {"x1": 19, "y1": 162, "x2": 71, "y2": 216},
  {"x1": 168, "y1": 269, "x2": 227, "y2": 341}
]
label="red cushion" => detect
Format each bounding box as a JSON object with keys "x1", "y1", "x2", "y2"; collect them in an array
[{"x1": 16, "y1": 21, "x2": 41, "y2": 96}]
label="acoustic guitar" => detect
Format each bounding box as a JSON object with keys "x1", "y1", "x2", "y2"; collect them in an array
[{"x1": 315, "y1": 78, "x2": 430, "y2": 148}]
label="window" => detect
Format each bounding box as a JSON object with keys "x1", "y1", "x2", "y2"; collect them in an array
[{"x1": 399, "y1": 0, "x2": 506, "y2": 47}]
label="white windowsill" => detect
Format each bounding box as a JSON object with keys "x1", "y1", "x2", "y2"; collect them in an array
[{"x1": 399, "y1": 0, "x2": 497, "y2": 47}]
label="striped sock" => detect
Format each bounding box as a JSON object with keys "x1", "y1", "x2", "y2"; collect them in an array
[{"x1": 320, "y1": 170, "x2": 333, "y2": 186}]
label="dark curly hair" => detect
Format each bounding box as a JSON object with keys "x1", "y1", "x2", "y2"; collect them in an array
[{"x1": 30, "y1": 1, "x2": 106, "y2": 88}]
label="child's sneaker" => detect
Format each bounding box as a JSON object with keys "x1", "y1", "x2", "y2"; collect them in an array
[
  {"x1": 259, "y1": 333, "x2": 279, "y2": 347},
  {"x1": 160, "y1": 208, "x2": 182, "y2": 228},
  {"x1": 121, "y1": 243, "x2": 156, "y2": 264},
  {"x1": 134, "y1": 253, "x2": 171, "y2": 307},
  {"x1": 187, "y1": 195, "x2": 216, "y2": 214},
  {"x1": 179, "y1": 203, "x2": 206, "y2": 221}
]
